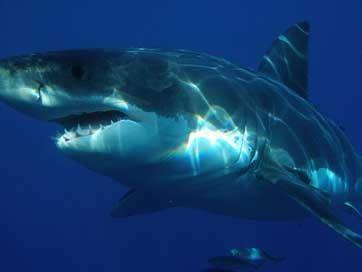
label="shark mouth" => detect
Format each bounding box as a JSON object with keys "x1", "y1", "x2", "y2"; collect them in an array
[{"x1": 53, "y1": 110, "x2": 129, "y2": 142}]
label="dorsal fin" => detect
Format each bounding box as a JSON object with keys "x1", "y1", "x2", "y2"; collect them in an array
[{"x1": 258, "y1": 21, "x2": 310, "y2": 99}]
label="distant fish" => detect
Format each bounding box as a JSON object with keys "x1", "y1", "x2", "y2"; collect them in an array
[
  {"x1": 230, "y1": 247, "x2": 286, "y2": 263},
  {"x1": 208, "y1": 256, "x2": 260, "y2": 270}
]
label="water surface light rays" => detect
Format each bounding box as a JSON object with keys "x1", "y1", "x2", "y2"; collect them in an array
[
  {"x1": 186, "y1": 81, "x2": 212, "y2": 109},
  {"x1": 185, "y1": 113, "x2": 252, "y2": 175},
  {"x1": 163, "y1": 81, "x2": 254, "y2": 176},
  {"x1": 278, "y1": 35, "x2": 306, "y2": 59}
]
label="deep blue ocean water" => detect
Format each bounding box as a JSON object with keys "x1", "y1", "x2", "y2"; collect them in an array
[{"x1": 0, "y1": 0, "x2": 361, "y2": 271}]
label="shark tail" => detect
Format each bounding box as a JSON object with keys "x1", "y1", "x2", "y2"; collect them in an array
[{"x1": 264, "y1": 254, "x2": 286, "y2": 263}]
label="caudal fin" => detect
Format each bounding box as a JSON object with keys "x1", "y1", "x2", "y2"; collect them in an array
[{"x1": 263, "y1": 253, "x2": 286, "y2": 263}]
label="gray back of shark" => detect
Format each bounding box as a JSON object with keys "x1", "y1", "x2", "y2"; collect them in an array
[{"x1": 1, "y1": 22, "x2": 362, "y2": 248}]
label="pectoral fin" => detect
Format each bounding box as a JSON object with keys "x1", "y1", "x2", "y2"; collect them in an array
[
  {"x1": 111, "y1": 189, "x2": 176, "y2": 218},
  {"x1": 274, "y1": 176, "x2": 362, "y2": 248}
]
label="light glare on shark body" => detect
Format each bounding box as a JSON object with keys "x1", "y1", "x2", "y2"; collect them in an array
[{"x1": 1, "y1": 22, "x2": 362, "y2": 248}]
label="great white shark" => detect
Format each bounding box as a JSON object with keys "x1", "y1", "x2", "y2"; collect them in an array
[{"x1": 1, "y1": 22, "x2": 362, "y2": 248}]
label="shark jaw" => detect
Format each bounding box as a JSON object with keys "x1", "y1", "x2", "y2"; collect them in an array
[
  {"x1": 52, "y1": 100, "x2": 161, "y2": 163},
  {"x1": 54, "y1": 109, "x2": 131, "y2": 143}
]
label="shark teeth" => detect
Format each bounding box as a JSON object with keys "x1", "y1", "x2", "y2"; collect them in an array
[{"x1": 60, "y1": 119, "x2": 119, "y2": 142}]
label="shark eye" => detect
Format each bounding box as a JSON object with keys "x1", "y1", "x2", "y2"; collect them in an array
[{"x1": 71, "y1": 65, "x2": 85, "y2": 80}]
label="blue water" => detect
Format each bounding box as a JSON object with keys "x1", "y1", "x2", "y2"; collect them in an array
[{"x1": 0, "y1": 0, "x2": 361, "y2": 271}]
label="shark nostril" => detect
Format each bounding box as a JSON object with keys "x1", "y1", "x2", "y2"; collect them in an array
[{"x1": 36, "y1": 81, "x2": 44, "y2": 102}]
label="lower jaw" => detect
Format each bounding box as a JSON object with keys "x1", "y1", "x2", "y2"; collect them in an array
[
  {"x1": 58, "y1": 124, "x2": 113, "y2": 143},
  {"x1": 53, "y1": 109, "x2": 131, "y2": 141},
  {"x1": 55, "y1": 141, "x2": 150, "y2": 187},
  {"x1": 55, "y1": 119, "x2": 148, "y2": 155}
]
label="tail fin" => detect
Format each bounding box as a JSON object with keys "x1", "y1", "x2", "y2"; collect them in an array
[{"x1": 263, "y1": 252, "x2": 286, "y2": 263}]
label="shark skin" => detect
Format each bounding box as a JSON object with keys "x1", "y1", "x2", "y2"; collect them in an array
[{"x1": 1, "y1": 22, "x2": 362, "y2": 247}]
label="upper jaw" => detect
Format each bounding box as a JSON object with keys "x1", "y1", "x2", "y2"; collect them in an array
[
  {"x1": 47, "y1": 91, "x2": 140, "y2": 142},
  {"x1": 52, "y1": 108, "x2": 132, "y2": 143},
  {"x1": 51, "y1": 97, "x2": 155, "y2": 145}
]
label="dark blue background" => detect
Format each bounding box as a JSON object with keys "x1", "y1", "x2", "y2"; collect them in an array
[{"x1": 0, "y1": 0, "x2": 361, "y2": 271}]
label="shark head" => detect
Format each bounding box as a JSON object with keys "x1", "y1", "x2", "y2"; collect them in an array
[{"x1": 0, "y1": 49, "x2": 256, "y2": 187}]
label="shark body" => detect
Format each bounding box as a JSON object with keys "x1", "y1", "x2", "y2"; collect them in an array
[{"x1": 1, "y1": 22, "x2": 362, "y2": 247}]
